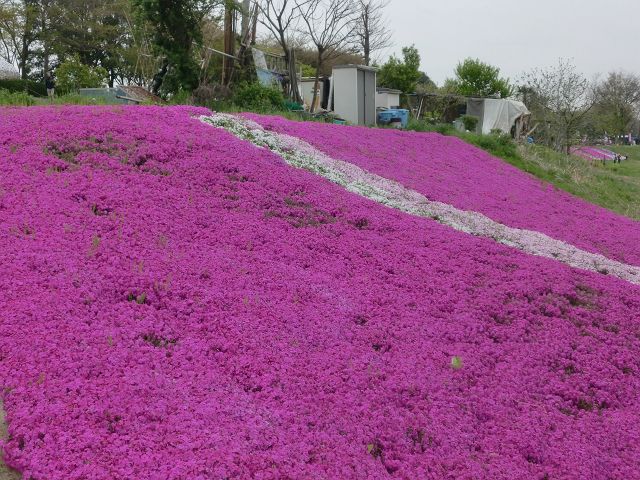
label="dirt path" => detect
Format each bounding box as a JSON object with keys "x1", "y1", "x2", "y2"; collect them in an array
[{"x1": 0, "y1": 400, "x2": 20, "y2": 480}]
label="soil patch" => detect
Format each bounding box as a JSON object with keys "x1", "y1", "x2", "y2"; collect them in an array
[{"x1": 0, "y1": 400, "x2": 20, "y2": 480}]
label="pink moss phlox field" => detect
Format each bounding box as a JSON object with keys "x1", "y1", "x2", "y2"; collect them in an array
[
  {"x1": 204, "y1": 113, "x2": 640, "y2": 284},
  {"x1": 571, "y1": 146, "x2": 617, "y2": 161},
  {"x1": 246, "y1": 114, "x2": 640, "y2": 266},
  {"x1": 2, "y1": 106, "x2": 640, "y2": 480}
]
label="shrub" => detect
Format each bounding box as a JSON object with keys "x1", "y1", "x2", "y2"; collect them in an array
[
  {"x1": 406, "y1": 119, "x2": 455, "y2": 135},
  {"x1": 462, "y1": 130, "x2": 520, "y2": 163},
  {"x1": 191, "y1": 83, "x2": 232, "y2": 107},
  {"x1": 56, "y1": 56, "x2": 108, "y2": 93},
  {"x1": 0, "y1": 89, "x2": 35, "y2": 106},
  {"x1": 461, "y1": 115, "x2": 479, "y2": 132},
  {"x1": 167, "y1": 89, "x2": 193, "y2": 105},
  {"x1": 0, "y1": 78, "x2": 46, "y2": 96},
  {"x1": 300, "y1": 64, "x2": 316, "y2": 77},
  {"x1": 232, "y1": 82, "x2": 284, "y2": 112}
]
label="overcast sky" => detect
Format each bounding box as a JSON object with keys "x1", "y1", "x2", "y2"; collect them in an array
[{"x1": 382, "y1": 0, "x2": 638, "y2": 85}]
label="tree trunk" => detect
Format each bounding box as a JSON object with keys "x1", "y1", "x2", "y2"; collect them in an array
[
  {"x1": 41, "y1": 3, "x2": 49, "y2": 81},
  {"x1": 280, "y1": 34, "x2": 290, "y2": 92},
  {"x1": 151, "y1": 59, "x2": 169, "y2": 95},
  {"x1": 19, "y1": 35, "x2": 28, "y2": 80},
  {"x1": 43, "y1": 49, "x2": 49, "y2": 82},
  {"x1": 288, "y1": 47, "x2": 302, "y2": 104},
  {"x1": 221, "y1": 4, "x2": 235, "y2": 85},
  {"x1": 363, "y1": 4, "x2": 370, "y2": 65},
  {"x1": 240, "y1": 0, "x2": 251, "y2": 39},
  {"x1": 280, "y1": 39, "x2": 300, "y2": 102},
  {"x1": 364, "y1": 36, "x2": 370, "y2": 66},
  {"x1": 310, "y1": 52, "x2": 322, "y2": 113}
]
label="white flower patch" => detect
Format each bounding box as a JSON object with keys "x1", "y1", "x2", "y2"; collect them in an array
[{"x1": 200, "y1": 113, "x2": 640, "y2": 286}]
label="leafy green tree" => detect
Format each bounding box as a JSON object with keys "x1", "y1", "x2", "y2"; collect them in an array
[
  {"x1": 0, "y1": 0, "x2": 40, "y2": 79},
  {"x1": 134, "y1": 0, "x2": 222, "y2": 94},
  {"x1": 377, "y1": 45, "x2": 421, "y2": 93},
  {"x1": 56, "y1": 55, "x2": 108, "y2": 92},
  {"x1": 415, "y1": 71, "x2": 436, "y2": 94},
  {"x1": 45, "y1": 0, "x2": 130, "y2": 87},
  {"x1": 449, "y1": 58, "x2": 513, "y2": 98},
  {"x1": 593, "y1": 71, "x2": 640, "y2": 138}
]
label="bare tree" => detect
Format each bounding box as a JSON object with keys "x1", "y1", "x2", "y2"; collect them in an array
[
  {"x1": 593, "y1": 71, "x2": 640, "y2": 139},
  {"x1": 522, "y1": 59, "x2": 597, "y2": 154},
  {"x1": 296, "y1": 0, "x2": 356, "y2": 112},
  {"x1": 355, "y1": 0, "x2": 391, "y2": 66},
  {"x1": 258, "y1": 0, "x2": 308, "y2": 99}
]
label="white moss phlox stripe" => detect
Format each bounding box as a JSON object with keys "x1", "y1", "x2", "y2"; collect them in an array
[{"x1": 200, "y1": 113, "x2": 640, "y2": 286}]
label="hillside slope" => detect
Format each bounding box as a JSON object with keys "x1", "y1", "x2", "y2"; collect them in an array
[
  {"x1": 1, "y1": 106, "x2": 639, "y2": 479},
  {"x1": 248, "y1": 114, "x2": 640, "y2": 267}
]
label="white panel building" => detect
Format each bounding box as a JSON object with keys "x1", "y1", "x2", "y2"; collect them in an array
[
  {"x1": 376, "y1": 88, "x2": 401, "y2": 109},
  {"x1": 300, "y1": 78, "x2": 324, "y2": 111},
  {"x1": 332, "y1": 65, "x2": 377, "y2": 126}
]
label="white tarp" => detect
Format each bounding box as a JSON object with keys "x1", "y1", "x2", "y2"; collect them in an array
[
  {"x1": 0, "y1": 58, "x2": 19, "y2": 80},
  {"x1": 467, "y1": 98, "x2": 530, "y2": 135},
  {"x1": 251, "y1": 49, "x2": 268, "y2": 70},
  {"x1": 481, "y1": 99, "x2": 529, "y2": 134}
]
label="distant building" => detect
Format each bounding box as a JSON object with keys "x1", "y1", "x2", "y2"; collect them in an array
[
  {"x1": 376, "y1": 88, "x2": 402, "y2": 110},
  {"x1": 300, "y1": 77, "x2": 329, "y2": 111}
]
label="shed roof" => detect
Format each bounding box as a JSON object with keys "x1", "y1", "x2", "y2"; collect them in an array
[
  {"x1": 333, "y1": 64, "x2": 378, "y2": 72},
  {"x1": 377, "y1": 87, "x2": 402, "y2": 94}
]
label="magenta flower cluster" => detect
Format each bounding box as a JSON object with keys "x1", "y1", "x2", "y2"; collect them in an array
[
  {"x1": 571, "y1": 146, "x2": 617, "y2": 161},
  {"x1": 1, "y1": 106, "x2": 640, "y2": 479},
  {"x1": 247, "y1": 114, "x2": 640, "y2": 267}
]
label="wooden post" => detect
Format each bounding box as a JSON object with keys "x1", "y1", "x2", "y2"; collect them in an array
[
  {"x1": 250, "y1": 2, "x2": 258, "y2": 45},
  {"x1": 222, "y1": 2, "x2": 235, "y2": 85}
]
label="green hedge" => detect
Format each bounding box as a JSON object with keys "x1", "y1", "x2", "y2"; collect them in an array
[
  {"x1": 0, "y1": 78, "x2": 47, "y2": 97},
  {"x1": 232, "y1": 82, "x2": 285, "y2": 112}
]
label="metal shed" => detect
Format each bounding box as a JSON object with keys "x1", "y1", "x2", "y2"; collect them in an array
[
  {"x1": 376, "y1": 87, "x2": 401, "y2": 109},
  {"x1": 300, "y1": 77, "x2": 330, "y2": 111},
  {"x1": 332, "y1": 65, "x2": 377, "y2": 126}
]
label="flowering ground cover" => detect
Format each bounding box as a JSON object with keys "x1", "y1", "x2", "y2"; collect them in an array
[
  {"x1": 571, "y1": 146, "x2": 617, "y2": 162},
  {"x1": 246, "y1": 114, "x2": 640, "y2": 267},
  {"x1": 1, "y1": 106, "x2": 640, "y2": 479},
  {"x1": 203, "y1": 113, "x2": 640, "y2": 285}
]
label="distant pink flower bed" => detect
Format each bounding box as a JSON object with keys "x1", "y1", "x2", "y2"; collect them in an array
[
  {"x1": 2, "y1": 106, "x2": 640, "y2": 479},
  {"x1": 246, "y1": 114, "x2": 640, "y2": 266},
  {"x1": 571, "y1": 146, "x2": 617, "y2": 161}
]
